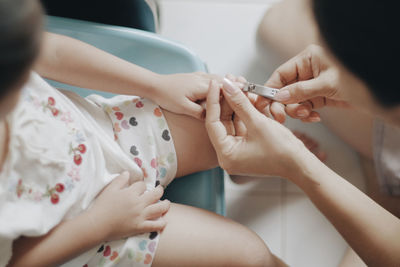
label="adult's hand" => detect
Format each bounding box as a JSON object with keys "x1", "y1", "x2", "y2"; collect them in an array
[
  {"x1": 205, "y1": 78, "x2": 318, "y2": 179},
  {"x1": 270, "y1": 44, "x2": 349, "y2": 113}
]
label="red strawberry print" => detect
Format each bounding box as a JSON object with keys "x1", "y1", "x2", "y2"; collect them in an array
[
  {"x1": 115, "y1": 112, "x2": 124, "y2": 120},
  {"x1": 74, "y1": 154, "x2": 82, "y2": 165},
  {"x1": 77, "y1": 144, "x2": 86, "y2": 154},
  {"x1": 103, "y1": 245, "x2": 111, "y2": 257},
  {"x1": 51, "y1": 108, "x2": 59, "y2": 117},
  {"x1": 51, "y1": 193, "x2": 59, "y2": 204},
  {"x1": 136, "y1": 101, "x2": 144, "y2": 108},
  {"x1": 55, "y1": 183, "x2": 64, "y2": 193},
  {"x1": 48, "y1": 97, "x2": 55, "y2": 106}
]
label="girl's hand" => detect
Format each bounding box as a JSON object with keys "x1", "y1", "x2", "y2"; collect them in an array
[
  {"x1": 87, "y1": 172, "x2": 170, "y2": 241},
  {"x1": 152, "y1": 72, "x2": 222, "y2": 120}
]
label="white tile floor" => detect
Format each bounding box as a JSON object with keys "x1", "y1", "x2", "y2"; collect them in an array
[{"x1": 159, "y1": 0, "x2": 366, "y2": 266}]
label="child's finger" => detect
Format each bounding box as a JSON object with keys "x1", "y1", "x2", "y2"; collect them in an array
[
  {"x1": 220, "y1": 96, "x2": 234, "y2": 121},
  {"x1": 145, "y1": 200, "x2": 171, "y2": 219},
  {"x1": 130, "y1": 181, "x2": 147, "y2": 196},
  {"x1": 142, "y1": 185, "x2": 164, "y2": 205},
  {"x1": 254, "y1": 96, "x2": 272, "y2": 115},
  {"x1": 111, "y1": 171, "x2": 130, "y2": 189},
  {"x1": 301, "y1": 111, "x2": 321, "y2": 123},
  {"x1": 237, "y1": 76, "x2": 247, "y2": 83},
  {"x1": 233, "y1": 115, "x2": 247, "y2": 137},
  {"x1": 246, "y1": 92, "x2": 258, "y2": 106},
  {"x1": 285, "y1": 103, "x2": 312, "y2": 119},
  {"x1": 270, "y1": 102, "x2": 286, "y2": 123},
  {"x1": 261, "y1": 104, "x2": 273, "y2": 119},
  {"x1": 186, "y1": 101, "x2": 205, "y2": 120},
  {"x1": 141, "y1": 219, "x2": 167, "y2": 233}
]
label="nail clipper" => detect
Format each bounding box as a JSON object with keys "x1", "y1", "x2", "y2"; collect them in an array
[{"x1": 242, "y1": 82, "x2": 279, "y2": 100}]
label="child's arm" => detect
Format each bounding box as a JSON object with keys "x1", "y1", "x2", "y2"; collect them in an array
[
  {"x1": 7, "y1": 173, "x2": 170, "y2": 267},
  {"x1": 34, "y1": 32, "x2": 221, "y2": 120}
]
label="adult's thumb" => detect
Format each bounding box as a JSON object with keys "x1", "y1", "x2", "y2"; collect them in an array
[
  {"x1": 222, "y1": 78, "x2": 262, "y2": 126},
  {"x1": 274, "y1": 78, "x2": 332, "y2": 104}
]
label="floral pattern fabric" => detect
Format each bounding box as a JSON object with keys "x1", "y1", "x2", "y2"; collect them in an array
[{"x1": 0, "y1": 73, "x2": 177, "y2": 267}]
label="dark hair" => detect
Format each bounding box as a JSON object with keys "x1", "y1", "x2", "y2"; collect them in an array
[
  {"x1": 312, "y1": 0, "x2": 400, "y2": 107},
  {"x1": 0, "y1": 0, "x2": 43, "y2": 96}
]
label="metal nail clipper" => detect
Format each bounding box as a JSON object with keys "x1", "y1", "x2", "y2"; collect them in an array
[{"x1": 242, "y1": 82, "x2": 279, "y2": 100}]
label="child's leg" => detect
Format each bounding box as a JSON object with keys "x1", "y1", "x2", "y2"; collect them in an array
[
  {"x1": 162, "y1": 109, "x2": 218, "y2": 178},
  {"x1": 153, "y1": 203, "x2": 277, "y2": 267},
  {"x1": 159, "y1": 110, "x2": 281, "y2": 266}
]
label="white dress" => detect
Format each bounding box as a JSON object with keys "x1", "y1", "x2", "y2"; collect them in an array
[{"x1": 0, "y1": 73, "x2": 177, "y2": 267}]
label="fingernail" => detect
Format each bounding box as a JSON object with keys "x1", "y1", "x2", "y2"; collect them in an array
[
  {"x1": 296, "y1": 109, "x2": 309, "y2": 118},
  {"x1": 225, "y1": 74, "x2": 235, "y2": 81},
  {"x1": 235, "y1": 82, "x2": 244, "y2": 89},
  {"x1": 274, "y1": 90, "x2": 291, "y2": 102},
  {"x1": 223, "y1": 78, "x2": 239, "y2": 95},
  {"x1": 309, "y1": 115, "x2": 321, "y2": 122}
]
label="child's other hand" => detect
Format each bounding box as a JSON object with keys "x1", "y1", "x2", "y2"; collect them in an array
[
  {"x1": 153, "y1": 72, "x2": 222, "y2": 120},
  {"x1": 88, "y1": 172, "x2": 170, "y2": 241}
]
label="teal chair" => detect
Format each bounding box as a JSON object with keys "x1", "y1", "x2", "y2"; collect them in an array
[{"x1": 45, "y1": 16, "x2": 225, "y2": 215}]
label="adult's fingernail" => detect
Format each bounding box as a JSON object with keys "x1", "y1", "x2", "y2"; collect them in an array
[
  {"x1": 274, "y1": 90, "x2": 291, "y2": 102},
  {"x1": 223, "y1": 78, "x2": 239, "y2": 95}
]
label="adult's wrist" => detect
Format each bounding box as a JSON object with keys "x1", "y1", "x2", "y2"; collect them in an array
[{"x1": 286, "y1": 149, "x2": 324, "y2": 188}]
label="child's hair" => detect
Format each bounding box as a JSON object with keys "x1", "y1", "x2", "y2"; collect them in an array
[
  {"x1": 312, "y1": 0, "x2": 400, "y2": 107},
  {"x1": 0, "y1": 0, "x2": 43, "y2": 96}
]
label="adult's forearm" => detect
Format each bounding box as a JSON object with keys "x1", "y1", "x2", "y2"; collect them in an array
[
  {"x1": 8, "y1": 211, "x2": 104, "y2": 267},
  {"x1": 34, "y1": 32, "x2": 162, "y2": 97},
  {"x1": 293, "y1": 155, "x2": 400, "y2": 266}
]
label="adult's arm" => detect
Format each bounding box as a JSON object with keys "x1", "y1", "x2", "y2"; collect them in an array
[{"x1": 205, "y1": 79, "x2": 400, "y2": 266}]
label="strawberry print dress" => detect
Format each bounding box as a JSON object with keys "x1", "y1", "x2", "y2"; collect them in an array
[{"x1": 0, "y1": 73, "x2": 177, "y2": 267}]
